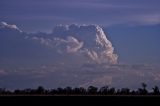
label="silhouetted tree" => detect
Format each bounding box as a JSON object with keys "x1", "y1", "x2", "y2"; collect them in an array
[
  {"x1": 0, "y1": 83, "x2": 160, "y2": 95},
  {"x1": 152, "y1": 86, "x2": 160, "y2": 95},
  {"x1": 87, "y1": 86, "x2": 98, "y2": 94},
  {"x1": 50, "y1": 89, "x2": 57, "y2": 95},
  {"x1": 138, "y1": 83, "x2": 148, "y2": 95},
  {"x1": 0, "y1": 88, "x2": 6, "y2": 95},
  {"x1": 72, "y1": 87, "x2": 86, "y2": 95},
  {"x1": 56, "y1": 87, "x2": 64, "y2": 95},
  {"x1": 14, "y1": 89, "x2": 21, "y2": 94},
  {"x1": 73, "y1": 87, "x2": 80, "y2": 94},
  {"x1": 23, "y1": 88, "x2": 32, "y2": 94},
  {"x1": 116, "y1": 89, "x2": 121, "y2": 95},
  {"x1": 120, "y1": 88, "x2": 130, "y2": 95},
  {"x1": 64, "y1": 86, "x2": 72, "y2": 94},
  {"x1": 142, "y1": 83, "x2": 147, "y2": 90},
  {"x1": 36, "y1": 86, "x2": 45, "y2": 94},
  {"x1": 80, "y1": 87, "x2": 86, "y2": 94},
  {"x1": 130, "y1": 90, "x2": 136, "y2": 95},
  {"x1": 99, "y1": 86, "x2": 109, "y2": 95},
  {"x1": 108, "y1": 87, "x2": 115, "y2": 95}
]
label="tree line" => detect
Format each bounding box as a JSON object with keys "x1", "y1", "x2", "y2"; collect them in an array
[{"x1": 0, "y1": 83, "x2": 160, "y2": 95}]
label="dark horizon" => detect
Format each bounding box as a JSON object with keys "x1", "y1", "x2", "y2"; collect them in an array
[{"x1": 0, "y1": 83, "x2": 160, "y2": 96}]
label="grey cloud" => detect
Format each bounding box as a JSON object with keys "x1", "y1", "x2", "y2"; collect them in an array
[
  {"x1": 80, "y1": 75, "x2": 112, "y2": 87},
  {"x1": 0, "y1": 69, "x2": 8, "y2": 76},
  {"x1": 0, "y1": 59, "x2": 160, "y2": 89}
]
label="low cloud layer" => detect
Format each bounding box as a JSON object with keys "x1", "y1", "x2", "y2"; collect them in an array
[{"x1": 0, "y1": 63, "x2": 160, "y2": 90}]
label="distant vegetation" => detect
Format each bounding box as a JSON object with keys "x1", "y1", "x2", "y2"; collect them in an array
[{"x1": 0, "y1": 83, "x2": 160, "y2": 95}]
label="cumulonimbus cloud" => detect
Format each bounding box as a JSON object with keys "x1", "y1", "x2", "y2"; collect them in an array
[
  {"x1": 30, "y1": 24, "x2": 118, "y2": 64},
  {"x1": 0, "y1": 21, "x2": 118, "y2": 65},
  {"x1": 1, "y1": 21, "x2": 160, "y2": 89}
]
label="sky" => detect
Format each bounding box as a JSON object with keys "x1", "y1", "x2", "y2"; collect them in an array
[
  {"x1": 1, "y1": 0, "x2": 160, "y2": 64},
  {"x1": 1, "y1": 0, "x2": 160, "y2": 32},
  {"x1": 0, "y1": 0, "x2": 160, "y2": 89}
]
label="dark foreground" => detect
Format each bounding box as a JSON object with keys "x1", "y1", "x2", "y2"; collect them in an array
[{"x1": 0, "y1": 95, "x2": 160, "y2": 105}]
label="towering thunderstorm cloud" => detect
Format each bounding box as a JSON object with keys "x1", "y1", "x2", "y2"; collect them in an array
[
  {"x1": 31, "y1": 24, "x2": 118, "y2": 64},
  {"x1": 0, "y1": 22, "x2": 118, "y2": 64},
  {"x1": 1, "y1": 22, "x2": 159, "y2": 89}
]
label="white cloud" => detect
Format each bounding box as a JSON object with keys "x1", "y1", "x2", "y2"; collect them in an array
[
  {"x1": 66, "y1": 36, "x2": 84, "y2": 53},
  {"x1": 38, "y1": 36, "x2": 84, "y2": 53},
  {"x1": 95, "y1": 26, "x2": 118, "y2": 64},
  {"x1": 0, "y1": 21, "x2": 22, "y2": 32},
  {"x1": 86, "y1": 50, "x2": 99, "y2": 62}
]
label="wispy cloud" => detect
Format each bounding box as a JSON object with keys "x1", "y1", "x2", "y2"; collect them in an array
[
  {"x1": 1, "y1": 0, "x2": 160, "y2": 32},
  {"x1": 128, "y1": 14, "x2": 160, "y2": 26}
]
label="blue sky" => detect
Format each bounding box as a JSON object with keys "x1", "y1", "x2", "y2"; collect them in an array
[
  {"x1": 106, "y1": 25, "x2": 160, "y2": 64},
  {"x1": 1, "y1": 0, "x2": 160, "y2": 32}
]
